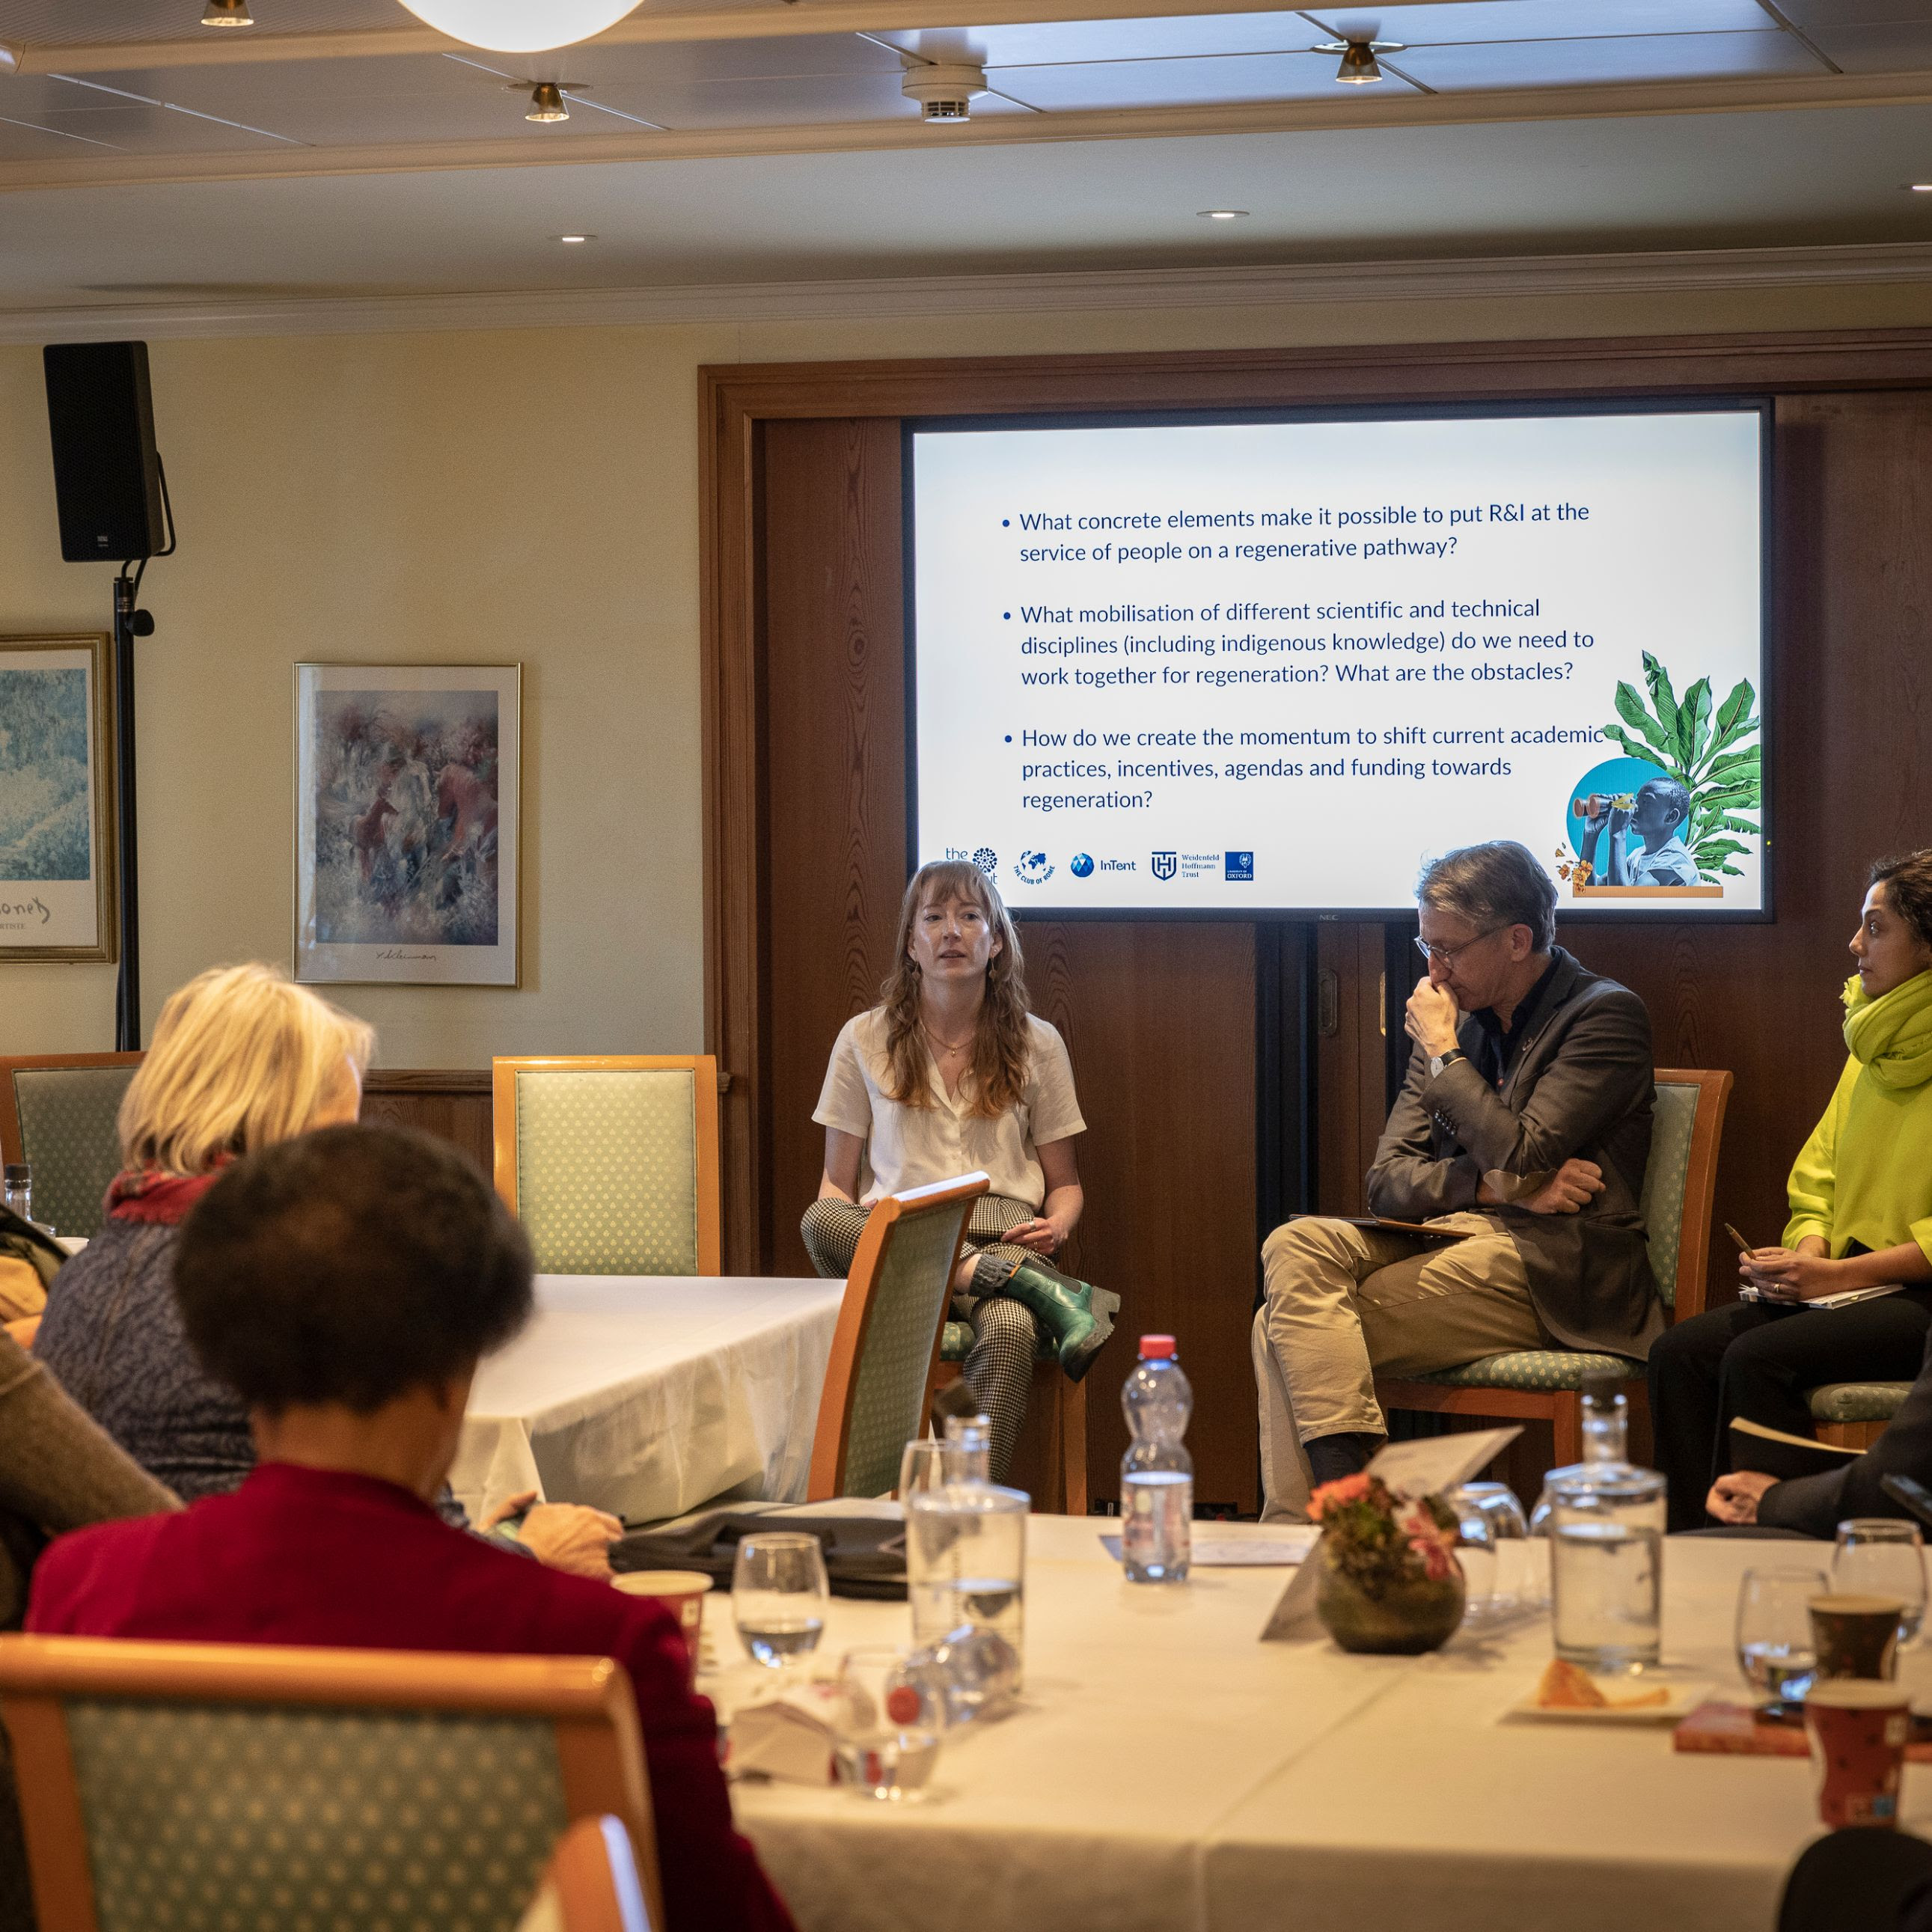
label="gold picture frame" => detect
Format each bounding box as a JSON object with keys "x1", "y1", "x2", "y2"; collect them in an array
[{"x1": 0, "y1": 632, "x2": 118, "y2": 962}]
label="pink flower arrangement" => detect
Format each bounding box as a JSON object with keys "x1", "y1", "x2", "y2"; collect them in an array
[{"x1": 1307, "y1": 1472, "x2": 1464, "y2": 1601}]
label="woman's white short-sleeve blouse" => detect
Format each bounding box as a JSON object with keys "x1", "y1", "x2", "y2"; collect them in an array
[{"x1": 812, "y1": 1008, "x2": 1086, "y2": 1208}]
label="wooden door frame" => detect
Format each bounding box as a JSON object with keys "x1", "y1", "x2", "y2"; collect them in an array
[{"x1": 700, "y1": 327, "x2": 1932, "y2": 1272}]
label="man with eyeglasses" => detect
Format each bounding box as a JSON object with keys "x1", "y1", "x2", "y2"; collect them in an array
[{"x1": 1253, "y1": 839, "x2": 1662, "y2": 1519}]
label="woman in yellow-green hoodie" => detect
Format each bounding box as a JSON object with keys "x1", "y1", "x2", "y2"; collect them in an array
[{"x1": 1650, "y1": 849, "x2": 1932, "y2": 1531}]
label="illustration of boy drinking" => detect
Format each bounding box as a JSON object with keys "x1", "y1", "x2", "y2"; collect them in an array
[{"x1": 1577, "y1": 776, "x2": 1699, "y2": 887}]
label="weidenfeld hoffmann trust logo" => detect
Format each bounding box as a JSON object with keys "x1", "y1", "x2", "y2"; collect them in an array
[
  {"x1": 1070, "y1": 853, "x2": 1095, "y2": 878},
  {"x1": 1152, "y1": 852, "x2": 1178, "y2": 881},
  {"x1": 1014, "y1": 851, "x2": 1054, "y2": 885}
]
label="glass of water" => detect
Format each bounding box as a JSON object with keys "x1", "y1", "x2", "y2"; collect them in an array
[
  {"x1": 731, "y1": 1532, "x2": 829, "y2": 1674},
  {"x1": 899, "y1": 1434, "x2": 985, "y2": 1500},
  {"x1": 828, "y1": 1646, "x2": 947, "y2": 1802},
  {"x1": 1735, "y1": 1566, "x2": 1827, "y2": 1705},
  {"x1": 1834, "y1": 1520, "x2": 1928, "y2": 1644},
  {"x1": 1448, "y1": 1482, "x2": 1530, "y2": 1621}
]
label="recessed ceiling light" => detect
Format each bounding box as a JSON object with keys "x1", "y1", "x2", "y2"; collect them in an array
[
  {"x1": 1908, "y1": 183, "x2": 1932, "y2": 193},
  {"x1": 558, "y1": 234, "x2": 594, "y2": 243},
  {"x1": 201, "y1": 0, "x2": 254, "y2": 23},
  {"x1": 1199, "y1": 210, "x2": 1249, "y2": 221}
]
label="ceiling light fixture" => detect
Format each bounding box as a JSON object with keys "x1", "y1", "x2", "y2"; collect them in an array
[
  {"x1": 201, "y1": 0, "x2": 254, "y2": 24},
  {"x1": 525, "y1": 82, "x2": 570, "y2": 122},
  {"x1": 398, "y1": 1, "x2": 643, "y2": 55},
  {"x1": 1908, "y1": 184, "x2": 1932, "y2": 193},
  {"x1": 902, "y1": 62, "x2": 986, "y2": 123},
  {"x1": 1316, "y1": 37, "x2": 1404, "y2": 85},
  {"x1": 559, "y1": 233, "x2": 595, "y2": 243},
  {"x1": 1199, "y1": 210, "x2": 1249, "y2": 221}
]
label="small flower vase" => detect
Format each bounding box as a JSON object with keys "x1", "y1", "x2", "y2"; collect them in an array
[{"x1": 1315, "y1": 1546, "x2": 1465, "y2": 1655}]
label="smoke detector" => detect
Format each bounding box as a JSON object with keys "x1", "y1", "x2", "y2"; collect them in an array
[{"x1": 902, "y1": 61, "x2": 986, "y2": 122}]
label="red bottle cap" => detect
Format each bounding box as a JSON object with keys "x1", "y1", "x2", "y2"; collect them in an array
[{"x1": 1139, "y1": 1335, "x2": 1176, "y2": 1359}]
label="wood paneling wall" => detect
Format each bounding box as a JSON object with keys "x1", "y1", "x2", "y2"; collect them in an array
[
  {"x1": 759, "y1": 421, "x2": 1262, "y2": 1509},
  {"x1": 707, "y1": 332, "x2": 1932, "y2": 1517},
  {"x1": 361, "y1": 1069, "x2": 492, "y2": 1178}
]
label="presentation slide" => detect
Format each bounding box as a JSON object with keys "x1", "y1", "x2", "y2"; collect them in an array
[{"x1": 909, "y1": 407, "x2": 1767, "y2": 915}]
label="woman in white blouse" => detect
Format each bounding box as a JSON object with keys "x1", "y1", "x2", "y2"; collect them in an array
[{"x1": 802, "y1": 860, "x2": 1119, "y2": 1480}]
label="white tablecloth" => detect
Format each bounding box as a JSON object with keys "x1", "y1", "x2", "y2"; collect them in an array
[
  {"x1": 724, "y1": 1520, "x2": 1921, "y2": 1932},
  {"x1": 452, "y1": 1274, "x2": 843, "y2": 1525}
]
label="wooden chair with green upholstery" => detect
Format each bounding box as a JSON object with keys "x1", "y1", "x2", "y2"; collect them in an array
[
  {"x1": 493, "y1": 1057, "x2": 721, "y2": 1277},
  {"x1": 518, "y1": 1816, "x2": 655, "y2": 1932},
  {"x1": 1375, "y1": 1068, "x2": 1733, "y2": 1472},
  {"x1": 807, "y1": 1172, "x2": 988, "y2": 1501},
  {"x1": 0, "y1": 1635, "x2": 662, "y2": 1932},
  {"x1": 0, "y1": 1052, "x2": 144, "y2": 1243},
  {"x1": 933, "y1": 1321, "x2": 1089, "y2": 1516}
]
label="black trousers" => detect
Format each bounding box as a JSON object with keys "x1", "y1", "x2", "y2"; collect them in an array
[{"x1": 1648, "y1": 1284, "x2": 1932, "y2": 1532}]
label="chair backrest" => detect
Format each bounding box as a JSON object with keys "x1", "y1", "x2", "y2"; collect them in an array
[
  {"x1": 518, "y1": 1817, "x2": 655, "y2": 1932},
  {"x1": 807, "y1": 1173, "x2": 989, "y2": 1502},
  {"x1": 1641, "y1": 1068, "x2": 1733, "y2": 1323},
  {"x1": 493, "y1": 1057, "x2": 721, "y2": 1277},
  {"x1": 0, "y1": 1054, "x2": 143, "y2": 1242},
  {"x1": 0, "y1": 1637, "x2": 661, "y2": 1932}
]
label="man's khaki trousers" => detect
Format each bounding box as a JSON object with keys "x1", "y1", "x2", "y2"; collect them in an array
[{"x1": 1252, "y1": 1211, "x2": 1541, "y2": 1522}]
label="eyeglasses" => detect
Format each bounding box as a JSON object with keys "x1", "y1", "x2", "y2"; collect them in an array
[{"x1": 1413, "y1": 927, "x2": 1506, "y2": 970}]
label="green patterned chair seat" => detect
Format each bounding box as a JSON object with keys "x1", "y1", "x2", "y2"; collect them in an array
[
  {"x1": 1410, "y1": 1350, "x2": 1643, "y2": 1394},
  {"x1": 1809, "y1": 1382, "x2": 1913, "y2": 1425},
  {"x1": 12, "y1": 1064, "x2": 139, "y2": 1242},
  {"x1": 64, "y1": 1699, "x2": 569, "y2": 1932}
]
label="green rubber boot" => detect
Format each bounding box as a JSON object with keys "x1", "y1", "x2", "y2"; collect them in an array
[{"x1": 973, "y1": 1255, "x2": 1122, "y2": 1384}]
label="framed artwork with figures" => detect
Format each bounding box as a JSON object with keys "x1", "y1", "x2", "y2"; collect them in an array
[
  {"x1": 294, "y1": 662, "x2": 520, "y2": 986},
  {"x1": 0, "y1": 632, "x2": 117, "y2": 962}
]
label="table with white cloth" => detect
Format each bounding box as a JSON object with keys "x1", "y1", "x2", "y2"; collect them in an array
[
  {"x1": 450, "y1": 1274, "x2": 843, "y2": 1525},
  {"x1": 721, "y1": 1520, "x2": 1922, "y2": 1932}
]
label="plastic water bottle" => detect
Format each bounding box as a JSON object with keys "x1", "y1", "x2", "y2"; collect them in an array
[
  {"x1": 1121, "y1": 1334, "x2": 1193, "y2": 1583},
  {"x1": 2, "y1": 1166, "x2": 30, "y2": 1224}
]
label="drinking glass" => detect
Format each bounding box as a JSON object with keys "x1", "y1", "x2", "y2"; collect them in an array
[
  {"x1": 731, "y1": 1532, "x2": 830, "y2": 1673},
  {"x1": 941, "y1": 1415, "x2": 993, "y2": 1481},
  {"x1": 1834, "y1": 1520, "x2": 1928, "y2": 1645},
  {"x1": 1735, "y1": 1566, "x2": 1827, "y2": 1705},
  {"x1": 1447, "y1": 1482, "x2": 1530, "y2": 1620},
  {"x1": 828, "y1": 1646, "x2": 947, "y2": 1801},
  {"x1": 899, "y1": 1437, "x2": 983, "y2": 1500}
]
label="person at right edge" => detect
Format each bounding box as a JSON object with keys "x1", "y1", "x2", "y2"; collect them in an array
[{"x1": 1252, "y1": 840, "x2": 1661, "y2": 1521}]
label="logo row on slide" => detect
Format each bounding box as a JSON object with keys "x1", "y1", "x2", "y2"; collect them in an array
[{"x1": 945, "y1": 847, "x2": 1256, "y2": 884}]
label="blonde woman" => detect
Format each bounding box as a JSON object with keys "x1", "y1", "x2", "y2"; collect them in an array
[
  {"x1": 801, "y1": 861, "x2": 1119, "y2": 1481},
  {"x1": 33, "y1": 964, "x2": 619, "y2": 1577}
]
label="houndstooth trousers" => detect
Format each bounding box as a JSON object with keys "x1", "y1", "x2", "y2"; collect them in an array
[{"x1": 799, "y1": 1193, "x2": 1049, "y2": 1484}]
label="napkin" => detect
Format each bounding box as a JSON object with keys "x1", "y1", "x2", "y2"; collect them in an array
[{"x1": 727, "y1": 1681, "x2": 843, "y2": 1785}]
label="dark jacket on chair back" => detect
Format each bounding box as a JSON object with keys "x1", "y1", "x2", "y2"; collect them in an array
[{"x1": 1367, "y1": 944, "x2": 1663, "y2": 1361}]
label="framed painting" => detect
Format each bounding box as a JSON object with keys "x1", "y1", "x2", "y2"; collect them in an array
[
  {"x1": 294, "y1": 663, "x2": 520, "y2": 986},
  {"x1": 0, "y1": 633, "x2": 117, "y2": 962}
]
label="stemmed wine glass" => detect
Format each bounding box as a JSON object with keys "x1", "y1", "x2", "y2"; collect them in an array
[{"x1": 732, "y1": 1532, "x2": 830, "y2": 1676}]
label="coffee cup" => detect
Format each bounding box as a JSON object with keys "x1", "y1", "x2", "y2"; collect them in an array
[
  {"x1": 1804, "y1": 1679, "x2": 1912, "y2": 1828},
  {"x1": 1809, "y1": 1592, "x2": 1906, "y2": 1682},
  {"x1": 613, "y1": 1569, "x2": 714, "y2": 1686}
]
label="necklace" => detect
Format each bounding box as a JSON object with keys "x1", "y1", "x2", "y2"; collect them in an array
[{"x1": 921, "y1": 1021, "x2": 975, "y2": 1056}]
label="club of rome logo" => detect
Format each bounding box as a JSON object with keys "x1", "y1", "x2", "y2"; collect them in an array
[
  {"x1": 1014, "y1": 850, "x2": 1054, "y2": 884},
  {"x1": 1152, "y1": 852, "x2": 1178, "y2": 881},
  {"x1": 1070, "y1": 853, "x2": 1095, "y2": 878}
]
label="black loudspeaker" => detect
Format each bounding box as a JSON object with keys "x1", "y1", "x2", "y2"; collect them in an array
[{"x1": 43, "y1": 341, "x2": 168, "y2": 563}]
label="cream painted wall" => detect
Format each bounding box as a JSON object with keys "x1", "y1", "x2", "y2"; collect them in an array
[{"x1": 1, "y1": 273, "x2": 1927, "y2": 1067}]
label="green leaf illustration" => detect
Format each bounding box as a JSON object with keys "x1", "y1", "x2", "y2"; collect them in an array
[
  {"x1": 1678, "y1": 678, "x2": 1714, "y2": 768},
  {"x1": 1612, "y1": 685, "x2": 1672, "y2": 753}
]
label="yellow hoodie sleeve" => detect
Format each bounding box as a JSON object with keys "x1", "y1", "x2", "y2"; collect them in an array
[{"x1": 1783, "y1": 1060, "x2": 1855, "y2": 1250}]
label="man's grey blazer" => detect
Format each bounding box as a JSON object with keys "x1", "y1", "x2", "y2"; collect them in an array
[{"x1": 1367, "y1": 944, "x2": 1666, "y2": 1362}]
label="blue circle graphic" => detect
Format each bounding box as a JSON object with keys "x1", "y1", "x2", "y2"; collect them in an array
[
  {"x1": 1565, "y1": 755, "x2": 1674, "y2": 856},
  {"x1": 1070, "y1": 853, "x2": 1095, "y2": 878}
]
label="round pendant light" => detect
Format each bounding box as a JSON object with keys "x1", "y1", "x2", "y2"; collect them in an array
[{"x1": 397, "y1": 1, "x2": 643, "y2": 54}]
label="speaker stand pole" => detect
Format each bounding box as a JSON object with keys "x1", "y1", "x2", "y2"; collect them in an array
[{"x1": 111, "y1": 575, "x2": 140, "y2": 1053}]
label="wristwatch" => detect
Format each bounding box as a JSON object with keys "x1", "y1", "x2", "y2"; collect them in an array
[{"x1": 1428, "y1": 1048, "x2": 1467, "y2": 1080}]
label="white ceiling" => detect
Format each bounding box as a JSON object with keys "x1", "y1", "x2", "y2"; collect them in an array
[{"x1": 2, "y1": 0, "x2": 1932, "y2": 311}]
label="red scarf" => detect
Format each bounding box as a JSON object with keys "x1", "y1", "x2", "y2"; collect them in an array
[{"x1": 106, "y1": 1161, "x2": 229, "y2": 1226}]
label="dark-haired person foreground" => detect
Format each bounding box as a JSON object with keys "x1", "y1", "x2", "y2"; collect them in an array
[
  {"x1": 1655, "y1": 851, "x2": 1932, "y2": 1532},
  {"x1": 1253, "y1": 840, "x2": 1660, "y2": 1520},
  {"x1": 28, "y1": 1124, "x2": 795, "y2": 1932}
]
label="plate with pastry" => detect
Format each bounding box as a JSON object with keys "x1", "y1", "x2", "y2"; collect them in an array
[{"x1": 1505, "y1": 1657, "x2": 1710, "y2": 1725}]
